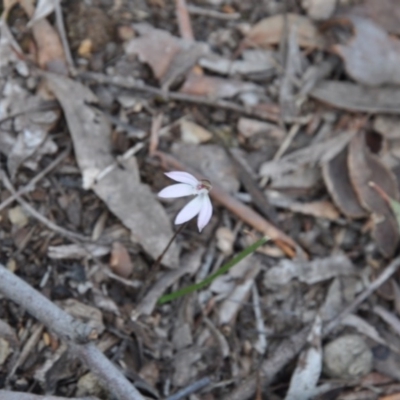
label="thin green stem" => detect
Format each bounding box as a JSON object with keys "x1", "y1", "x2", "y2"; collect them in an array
[{"x1": 158, "y1": 236, "x2": 268, "y2": 304}]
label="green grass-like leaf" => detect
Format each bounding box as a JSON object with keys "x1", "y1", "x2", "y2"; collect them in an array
[
  {"x1": 390, "y1": 197, "x2": 400, "y2": 230},
  {"x1": 158, "y1": 236, "x2": 269, "y2": 304}
]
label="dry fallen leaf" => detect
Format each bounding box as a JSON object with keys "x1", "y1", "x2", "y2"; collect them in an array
[
  {"x1": 180, "y1": 71, "x2": 263, "y2": 102},
  {"x1": 322, "y1": 146, "x2": 367, "y2": 218},
  {"x1": 348, "y1": 131, "x2": 400, "y2": 257},
  {"x1": 244, "y1": 13, "x2": 325, "y2": 50},
  {"x1": 125, "y1": 23, "x2": 206, "y2": 85},
  {"x1": 311, "y1": 80, "x2": 400, "y2": 113},
  {"x1": 125, "y1": 24, "x2": 183, "y2": 79},
  {"x1": 237, "y1": 117, "x2": 285, "y2": 140},
  {"x1": 285, "y1": 315, "x2": 322, "y2": 400},
  {"x1": 45, "y1": 73, "x2": 179, "y2": 268},
  {"x1": 199, "y1": 49, "x2": 276, "y2": 76},
  {"x1": 264, "y1": 253, "x2": 356, "y2": 288},
  {"x1": 349, "y1": 0, "x2": 400, "y2": 35},
  {"x1": 333, "y1": 16, "x2": 400, "y2": 86},
  {"x1": 19, "y1": 0, "x2": 67, "y2": 74},
  {"x1": 217, "y1": 256, "x2": 261, "y2": 325},
  {"x1": 172, "y1": 143, "x2": 240, "y2": 194},
  {"x1": 265, "y1": 190, "x2": 340, "y2": 220},
  {"x1": 259, "y1": 130, "x2": 353, "y2": 179},
  {"x1": 302, "y1": 0, "x2": 336, "y2": 20},
  {"x1": 27, "y1": 0, "x2": 55, "y2": 27}
]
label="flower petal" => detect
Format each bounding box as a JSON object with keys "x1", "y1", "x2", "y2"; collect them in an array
[
  {"x1": 197, "y1": 194, "x2": 212, "y2": 232},
  {"x1": 165, "y1": 171, "x2": 199, "y2": 187},
  {"x1": 175, "y1": 196, "x2": 203, "y2": 225},
  {"x1": 158, "y1": 183, "x2": 196, "y2": 198}
]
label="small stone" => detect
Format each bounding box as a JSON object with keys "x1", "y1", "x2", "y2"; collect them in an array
[
  {"x1": 8, "y1": 206, "x2": 29, "y2": 228},
  {"x1": 76, "y1": 372, "x2": 107, "y2": 398},
  {"x1": 323, "y1": 334, "x2": 372, "y2": 379}
]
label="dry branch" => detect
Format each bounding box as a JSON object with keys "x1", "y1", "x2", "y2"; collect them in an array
[
  {"x1": 0, "y1": 264, "x2": 145, "y2": 400},
  {"x1": 0, "y1": 391, "x2": 98, "y2": 400}
]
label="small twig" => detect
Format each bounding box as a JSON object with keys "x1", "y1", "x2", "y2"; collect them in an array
[
  {"x1": 272, "y1": 123, "x2": 300, "y2": 161},
  {"x1": 53, "y1": 0, "x2": 75, "y2": 73},
  {"x1": 7, "y1": 323, "x2": 44, "y2": 381},
  {"x1": 165, "y1": 377, "x2": 211, "y2": 400},
  {"x1": 0, "y1": 264, "x2": 145, "y2": 400},
  {"x1": 80, "y1": 72, "x2": 280, "y2": 122},
  {"x1": 175, "y1": 0, "x2": 194, "y2": 41},
  {"x1": 252, "y1": 284, "x2": 268, "y2": 354},
  {"x1": 149, "y1": 112, "x2": 163, "y2": 156},
  {"x1": 0, "y1": 392, "x2": 99, "y2": 400},
  {"x1": 0, "y1": 146, "x2": 70, "y2": 212},
  {"x1": 187, "y1": 5, "x2": 240, "y2": 20}
]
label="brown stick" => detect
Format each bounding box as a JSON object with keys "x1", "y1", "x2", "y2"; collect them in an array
[
  {"x1": 175, "y1": 0, "x2": 194, "y2": 41},
  {"x1": 79, "y1": 72, "x2": 280, "y2": 122},
  {"x1": 0, "y1": 264, "x2": 145, "y2": 400},
  {"x1": 154, "y1": 150, "x2": 298, "y2": 256}
]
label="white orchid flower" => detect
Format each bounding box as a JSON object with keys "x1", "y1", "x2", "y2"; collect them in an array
[{"x1": 158, "y1": 171, "x2": 213, "y2": 232}]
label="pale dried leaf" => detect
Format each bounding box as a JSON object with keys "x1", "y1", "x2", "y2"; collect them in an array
[
  {"x1": 19, "y1": 0, "x2": 67, "y2": 73},
  {"x1": 350, "y1": 0, "x2": 400, "y2": 36},
  {"x1": 126, "y1": 23, "x2": 208, "y2": 87},
  {"x1": 47, "y1": 244, "x2": 110, "y2": 259},
  {"x1": 237, "y1": 117, "x2": 285, "y2": 140},
  {"x1": 265, "y1": 190, "x2": 340, "y2": 220},
  {"x1": 172, "y1": 347, "x2": 202, "y2": 387},
  {"x1": 180, "y1": 72, "x2": 263, "y2": 102},
  {"x1": 285, "y1": 315, "x2": 322, "y2": 400},
  {"x1": 28, "y1": 0, "x2": 55, "y2": 27},
  {"x1": 264, "y1": 253, "x2": 356, "y2": 287},
  {"x1": 322, "y1": 146, "x2": 367, "y2": 218},
  {"x1": 8, "y1": 128, "x2": 58, "y2": 179},
  {"x1": 333, "y1": 16, "x2": 400, "y2": 86},
  {"x1": 348, "y1": 132, "x2": 400, "y2": 256},
  {"x1": 342, "y1": 314, "x2": 387, "y2": 346},
  {"x1": 172, "y1": 143, "x2": 240, "y2": 193},
  {"x1": 58, "y1": 299, "x2": 105, "y2": 336},
  {"x1": 199, "y1": 49, "x2": 275, "y2": 76},
  {"x1": 244, "y1": 13, "x2": 325, "y2": 49},
  {"x1": 311, "y1": 81, "x2": 400, "y2": 114},
  {"x1": 320, "y1": 277, "x2": 361, "y2": 322},
  {"x1": 218, "y1": 256, "x2": 261, "y2": 325},
  {"x1": 302, "y1": 0, "x2": 336, "y2": 20},
  {"x1": 259, "y1": 130, "x2": 354, "y2": 179},
  {"x1": 45, "y1": 73, "x2": 179, "y2": 268}
]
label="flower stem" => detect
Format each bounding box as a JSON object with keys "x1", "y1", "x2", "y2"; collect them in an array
[
  {"x1": 153, "y1": 223, "x2": 187, "y2": 269},
  {"x1": 158, "y1": 236, "x2": 268, "y2": 304}
]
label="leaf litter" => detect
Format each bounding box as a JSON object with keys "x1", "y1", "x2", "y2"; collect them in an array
[{"x1": 4, "y1": 0, "x2": 400, "y2": 399}]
